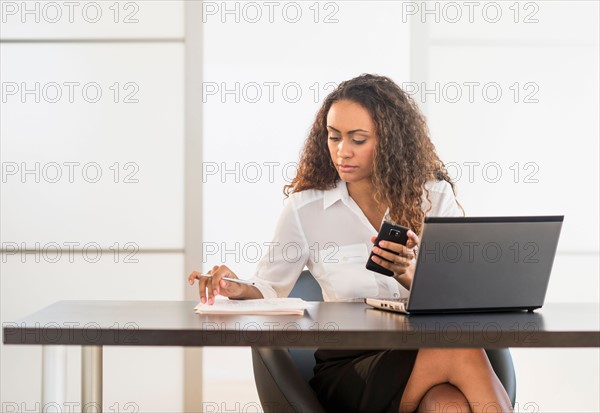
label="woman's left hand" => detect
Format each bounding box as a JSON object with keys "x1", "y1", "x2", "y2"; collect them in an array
[{"x1": 370, "y1": 230, "x2": 420, "y2": 290}]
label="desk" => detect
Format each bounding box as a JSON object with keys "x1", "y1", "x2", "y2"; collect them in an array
[{"x1": 4, "y1": 301, "x2": 600, "y2": 410}]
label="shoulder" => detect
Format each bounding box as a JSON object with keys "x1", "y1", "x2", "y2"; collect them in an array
[
  {"x1": 423, "y1": 179, "x2": 454, "y2": 196},
  {"x1": 422, "y1": 179, "x2": 463, "y2": 217},
  {"x1": 278, "y1": 187, "x2": 328, "y2": 229},
  {"x1": 285, "y1": 186, "x2": 332, "y2": 210}
]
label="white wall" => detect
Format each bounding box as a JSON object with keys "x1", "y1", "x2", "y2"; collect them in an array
[{"x1": 1, "y1": 1, "x2": 186, "y2": 411}]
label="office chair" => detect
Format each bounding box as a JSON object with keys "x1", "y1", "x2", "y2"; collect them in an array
[{"x1": 252, "y1": 271, "x2": 517, "y2": 412}]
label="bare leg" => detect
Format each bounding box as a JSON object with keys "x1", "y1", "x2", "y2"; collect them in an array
[
  {"x1": 416, "y1": 383, "x2": 470, "y2": 413},
  {"x1": 399, "y1": 349, "x2": 513, "y2": 413}
]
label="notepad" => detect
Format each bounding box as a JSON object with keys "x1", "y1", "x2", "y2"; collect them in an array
[{"x1": 194, "y1": 298, "x2": 308, "y2": 315}]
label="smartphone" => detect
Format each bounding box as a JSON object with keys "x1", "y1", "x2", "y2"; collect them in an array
[{"x1": 366, "y1": 222, "x2": 410, "y2": 277}]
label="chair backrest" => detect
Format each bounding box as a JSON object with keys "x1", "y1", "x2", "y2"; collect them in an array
[
  {"x1": 251, "y1": 270, "x2": 327, "y2": 412},
  {"x1": 288, "y1": 270, "x2": 323, "y2": 301},
  {"x1": 486, "y1": 348, "x2": 517, "y2": 405},
  {"x1": 286, "y1": 270, "x2": 323, "y2": 382},
  {"x1": 251, "y1": 347, "x2": 326, "y2": 413}
]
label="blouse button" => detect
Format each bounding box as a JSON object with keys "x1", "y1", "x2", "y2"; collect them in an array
[{"x1": 393, "y1": 293, "x2": 399, "y2": 298}]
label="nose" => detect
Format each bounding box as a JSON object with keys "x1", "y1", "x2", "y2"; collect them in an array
[{"x1": 337, "y1": 140, "x2": 352, "y2": 159}]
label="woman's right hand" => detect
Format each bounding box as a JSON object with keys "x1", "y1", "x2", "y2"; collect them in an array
[
  {"x1": 188, "y1": 265, "x2": 246, "y2": 305},
  {"x1": 370, "y1": 230, "x2": 420, "y2": 290}
]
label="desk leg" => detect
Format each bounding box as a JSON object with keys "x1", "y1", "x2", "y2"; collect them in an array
[
  {"x1": 82, "y1": 346, "x2": 103, "y2": 412},
  {"x1": 42, "y1": 345, "x2": 67, "y2": 407}
]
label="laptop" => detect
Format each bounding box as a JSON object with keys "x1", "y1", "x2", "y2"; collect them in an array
[{"x1": 365, "y1": 216, "x2": 563, "y2": 314}]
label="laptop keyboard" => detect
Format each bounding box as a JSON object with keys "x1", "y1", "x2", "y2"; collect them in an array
[{"x1": 385, "y1": 297, "x2": 408, "y2": 303}]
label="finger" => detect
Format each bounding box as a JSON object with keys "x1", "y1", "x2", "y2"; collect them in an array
[
  {"x1": 214, "y1": 279, "x2": 245, "y2": 298},
  {"x1": 203, "y1": 265, "x2": 223, "y2": 301},
  {"x1": 207, "y1": 265, "x2": 219, "y2": 276},
  {"x1": 207, "y1": 279, "x2": 215, "y2": 305},
  {"x1": 371, "y1": 246, "x2": 396, "y2": 263},
  {"x1": 198, "y1": 278, "x2": 208, "y2": 304},
  {"x1": 204, "y1": 267, "x2": 222, "y2": 304},
  {"x1": 377, "y1": 240, "x2": 403, "y2": 253},
  {"x1": 376, "y1": 241, "x2": 414, "y2": 257},
  {"x1": 406, "y1": 231, "x2": 420, "y2": 248},
  {"x1": 218, "y1": 278, "x2": 242, "y2": 297},
  {"x1": 371, "y1": 255, "x2": 409, "y2": 274},
  {"x1": 210, "y1": 265, "x2": 235, "y2": 297},
  {"x1": 218, "y1": 277, "x2": 238, "y2": 290},
  {"x1": 188, "y1": 271, "x2": 200, "y2": 285},
  {"x1": 372, "y1": 247, "x2": 412, "y2": 266},
  {"x1": 370, "y1": 235, "x2": 377, "y2": 244}
]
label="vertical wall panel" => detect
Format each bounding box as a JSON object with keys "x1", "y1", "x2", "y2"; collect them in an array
[
  {"x1": 1, "y1": 1, "x2": 186, "y2": 410},
  {"x1": 1, "y1": 43, "x2": 184, "y2": 248}
]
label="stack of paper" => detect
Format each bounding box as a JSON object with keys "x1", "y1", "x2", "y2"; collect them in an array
[{"x1": 194, "y1": 298, "x2": 308, "y2": 315}]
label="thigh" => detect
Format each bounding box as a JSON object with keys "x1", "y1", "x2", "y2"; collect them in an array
[{"x1": 310, "y1": 349, "x2": 418, "y2": 413}]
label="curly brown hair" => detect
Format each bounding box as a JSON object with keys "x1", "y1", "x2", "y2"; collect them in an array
[{"x1": 284, "y1": 74, "x2": 462, "y2": 234}]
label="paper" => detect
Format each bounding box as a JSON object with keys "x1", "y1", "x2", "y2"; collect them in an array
[{"x1": 194, "y1": 298, "x2": 308, "y2": 315}]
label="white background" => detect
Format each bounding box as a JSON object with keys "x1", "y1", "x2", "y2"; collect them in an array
[{"x1": 1, "y1": 1, "x2": 598, "y2": 412}]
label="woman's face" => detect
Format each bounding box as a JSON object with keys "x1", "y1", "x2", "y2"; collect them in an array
[{"x1": 326, "y1": 99, "x2": 377, "y2": 185}]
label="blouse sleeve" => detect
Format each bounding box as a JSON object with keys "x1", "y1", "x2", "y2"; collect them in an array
[
  {"x1": 249, "y1": 196, "x2": 310, "y2": 299},
  {"x1": 424, "y1": 180, "x2": 464, "y2": 218}
]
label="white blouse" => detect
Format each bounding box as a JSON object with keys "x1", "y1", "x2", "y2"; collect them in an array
[{"x1": 250, "y1": 180, "x2": 463, "y2": 302}]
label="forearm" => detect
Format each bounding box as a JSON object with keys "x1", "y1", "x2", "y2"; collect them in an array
[
  {"x1": 394, "y1": 273, "x2": 412, "y2": 291},
  {"x1": 393, "y1": 261, "x2": 416, "y2": 291}
]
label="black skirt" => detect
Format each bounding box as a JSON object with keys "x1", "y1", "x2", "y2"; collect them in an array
[{"x1": 309, "y1": 349, "x2": 418, "y2": 413}]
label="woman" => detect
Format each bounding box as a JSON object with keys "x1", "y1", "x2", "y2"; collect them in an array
[{"x1": 188, "y1": 74, "x2": 513, "y2": 413}]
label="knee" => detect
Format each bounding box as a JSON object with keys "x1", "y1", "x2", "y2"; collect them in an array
[
  {"x1": 453, "y1": 348, "x2": 487, "y2": 361},
  {"x1": 417, "y1": 384, "x2": 470, "y2": 413},
  {"x1": 419, "y1": 348, "x2": 489, "y2": 369},
  {"x1": 447, "y1": 348, "x2": 490, "y2": 371},
  {"x1": 418, "y1": 348, "x2": 494, "y2": 386}
]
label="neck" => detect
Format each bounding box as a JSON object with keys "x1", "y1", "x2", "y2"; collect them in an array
[
  {"x1": 347, "y1": 180, "x2": 384, "y2": 210},
  {"x1": 346, "y1": 180, "x2": 387, "y2": 230},
  {"x1": 346, "y1": 179, "x2": 371, "y2": 198}
]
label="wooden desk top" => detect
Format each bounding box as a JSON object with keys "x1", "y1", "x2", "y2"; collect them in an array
[{"x1": 3, "y1": 301, "x2": 599, "y2": 348}]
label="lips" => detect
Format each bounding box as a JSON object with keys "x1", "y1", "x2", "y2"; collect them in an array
[{"x1": 338, "y1": 165, "x2": 358, "y2": 172}]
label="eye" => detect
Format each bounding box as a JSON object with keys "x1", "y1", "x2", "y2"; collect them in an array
[
  {"x1": 328, "y1": 136, "x2": 341, "y2": 142},
  {"x1": 353, "y1": 140, "x2": 366, "y2": 145}
]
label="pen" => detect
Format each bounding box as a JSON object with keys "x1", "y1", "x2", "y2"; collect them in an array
[{"x1": 196, "y1": 274, "x2": 256, "y2": 286}]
